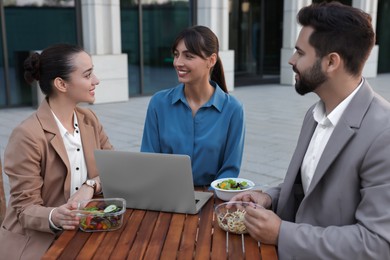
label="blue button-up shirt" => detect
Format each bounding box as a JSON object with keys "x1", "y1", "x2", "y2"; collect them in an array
[{"x1": 141, "y1": 81, "x2": 245, "y2": 186}]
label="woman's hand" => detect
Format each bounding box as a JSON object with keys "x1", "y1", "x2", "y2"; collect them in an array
[
  {"x1": 68, "y1": 184, "x2": 95, "y2": 204},
  {"x1": 51, "y1": 202, "x2": 79, "y2": 230}
]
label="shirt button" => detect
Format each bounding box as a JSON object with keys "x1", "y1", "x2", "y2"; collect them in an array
[
  {"x1": 77, "y1": 148, "x2": 80, "y2": 152},
  {"x1": 76, "y1": 187, "x2": 79, "y2": 190},
  {"x1": 75, "y1": 130, "x2": 79, "y2": 134},
  {"x1": 76, "y1": 167, "x2": 79, "y2": 170}
]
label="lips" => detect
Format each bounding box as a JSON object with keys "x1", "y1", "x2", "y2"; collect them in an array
[{"x1": 177, "y1": 70, "x2": 189, "y2": 76}]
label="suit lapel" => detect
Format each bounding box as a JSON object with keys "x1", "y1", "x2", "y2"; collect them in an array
[
  {"x1": 277, "y1": 108, "x2": 317, "y2": 214},
  {"x1": 304, "y1": 81, "x2": 374, "y2": 197},
  {"x1": 76, "y1": 110, "x2": 98, "y2": 178},
  {"x1": 36, "y1": 99, "x2": 71, "y2": 199}
]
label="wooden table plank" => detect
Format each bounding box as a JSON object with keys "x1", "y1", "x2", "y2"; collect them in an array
[
  {"x1": 244, "y1": 235, "x2": 262, "y2": 259},
  {"x1": 127, "y1": 210, "x2": 159, "y2": 259},
  {"x1": 261, "y1": 244, "x2": 278, "y2": 260},
  {"x1": 110, "y1": 209, "x2": 144, "y2": 259},
  {"x1": 194, "y1": 196, "x2": 214, "y2": 260},
  {"x1": 143, "y1": 212, "x2": 172, "y2": 260},
  {"x1": 58, "y1": 231, "x2": 91, "y2": 260},
  {"x1": 227, "y1": 233, "x2": 245, "y2": 259},
  {"x1": 77, "y1": 232, "x2": 106, "y2": 260},
  {"x1": 160, "y1": 213, "x2": 186, "y2": 259},
  {"x1": 211, "y1": 196, "x2": 229, "y2": 260},
  {"x1": 177, "y1": 214, "x2": 199, "y2": 260},
  {"x1": 42, "y1": 230, "x2": 78, "y2": 260},
  {"x1": 211, "y1": 225, "x2": 228, "y2": 260},
  {"x1": 91, "y1": 210, "x2": 133, "y2": 259}
]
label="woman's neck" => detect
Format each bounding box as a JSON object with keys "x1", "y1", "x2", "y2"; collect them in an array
[
  {"x1": 184, "y1": 81, "x2": 215, "y2": 116},
  {"x1": 48, "y1": 96, "x2": 77, "y2": 132}
]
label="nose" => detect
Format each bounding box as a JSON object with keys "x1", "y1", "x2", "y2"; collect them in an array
[
  {"x1": 173, "y1": 55, "x2": 183, "y2": 67},
  {"x1": 288, "y1": 52, "x2": 296, "y2": 66},
  {"x1": 92, "y1": 73, "x2": 100, "y2": 86}
]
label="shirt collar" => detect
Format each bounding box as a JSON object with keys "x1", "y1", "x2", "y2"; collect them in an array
[
  {"x1": 51, "y1": 111, "x2": 79, "y2": 137},
  {"x1": 171, "y1": 81, "x2": 226, "y2": 112},
  {"x1": 312, "y1": 78, "x2": 364, "y2": 127}
]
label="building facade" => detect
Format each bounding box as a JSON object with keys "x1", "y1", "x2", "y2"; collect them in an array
[{"x1": 0, "y1": 0, "x2": 389, "y2": 107}]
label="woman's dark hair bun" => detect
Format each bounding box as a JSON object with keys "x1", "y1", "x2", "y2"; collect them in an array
[{"x1": 24, "y1": 52, "x2": 41, "y2": 84}]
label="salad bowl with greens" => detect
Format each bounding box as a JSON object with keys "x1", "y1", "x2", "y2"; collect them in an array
[
  {"x1": 211, "y1": 178, "x2": 255, "y2": 201},
  {"x1": 75, "y1": 198, "x2": 126, "y2": 232}
]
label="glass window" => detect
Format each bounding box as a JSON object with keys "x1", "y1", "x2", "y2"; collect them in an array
[
  {"x1": 142, "y1": 0, "x2": 189, "y2": 95},
  {"x1": 121, "y1": 0, "x2": 190, "y2": 96},
  {"x1": 377, "y1": 0, "x2": 390, "y2": 73},
  {"x1": 229, "y1": 0, "x2": 283, "y2": 86},
  {"x1": 312, "y1": 0, "x2": 352, "y2": 4},
  {"x1": 4, "y1": 0, "x2": 74, "y2": 7},
  {"x1": 0, "y1": 18, "x2": 5, "y2": 107},
  {"x1": 121, "y1": 0, "x2": 141, "y2": 96},
  {"x1": 3, "y1": 2, "x2": 77, "y2": 106}
]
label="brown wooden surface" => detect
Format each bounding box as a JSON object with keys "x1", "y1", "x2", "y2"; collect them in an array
[{"x1": 43, "y1": 193, "x2": 278, "y2": 260}]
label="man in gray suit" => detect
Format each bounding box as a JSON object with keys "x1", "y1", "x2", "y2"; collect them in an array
[{"x1": 231, "y1": 2, "x2": 390, "y2": 259}]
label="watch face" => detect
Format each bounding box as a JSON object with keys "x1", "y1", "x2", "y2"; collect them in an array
[{"x1": 87, "y1": 179, "x2": 96, "y2": 187}]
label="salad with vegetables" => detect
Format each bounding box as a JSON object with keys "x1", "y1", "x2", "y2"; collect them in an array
[
  {"x1": 77, "y1": 201, "x2": 124, "y2": 232},
  {"x1": 216, "y1": 179, "x2": 249, "y2": 190}
]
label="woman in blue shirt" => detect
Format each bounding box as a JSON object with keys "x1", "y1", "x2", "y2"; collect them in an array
[{"x1": 141, "y1": 25, "x2": 245, "y2": 186}]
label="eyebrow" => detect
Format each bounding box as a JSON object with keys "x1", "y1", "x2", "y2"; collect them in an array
[
  {"x1": 83, "y1": 67, "x2": 93, "y2": 74},
  {"x1": 295, "y1": 46, "x2": 304, "y2": 54},
  {"x1": 173, "y1": 49, "x2": 191, "y2": 54}
]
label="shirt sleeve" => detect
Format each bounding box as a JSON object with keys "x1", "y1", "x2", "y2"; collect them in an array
[
  {"x1": 215, "y1": 103, "x2": 246, "y2": 179},
  {"x1": 141, "y1": 97, "x2": 161, "y2": 153}
]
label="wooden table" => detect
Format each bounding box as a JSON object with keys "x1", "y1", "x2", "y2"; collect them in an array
[{"x1": 43, "y1": 192, "x2": 278, "y2": 259}]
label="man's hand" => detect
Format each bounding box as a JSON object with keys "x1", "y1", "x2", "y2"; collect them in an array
[
  {"x1": 245, "y1": 206, "x2": 281, "y2": 245},
  {"x1": 229, "y1": 190, "x2": 272, "y2": 209}
]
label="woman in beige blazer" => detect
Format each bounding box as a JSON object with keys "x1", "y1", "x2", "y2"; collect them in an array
[{"x1": 0, "y1": 44, "x2": 113, "y2": 259}]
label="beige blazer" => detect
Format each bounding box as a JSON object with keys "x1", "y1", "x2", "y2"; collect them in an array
[{"x1": 0, "y1": 99, "x2": 113, "y2": 259}]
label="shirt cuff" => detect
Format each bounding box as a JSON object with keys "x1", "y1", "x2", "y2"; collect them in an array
[{"x1": 49, "y1": 208, "x2": 63, "y2": 231}]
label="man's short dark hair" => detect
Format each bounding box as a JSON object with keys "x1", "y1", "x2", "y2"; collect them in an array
[{"x1": 297, "y1": 2, "x2": 375, "y2": 76}]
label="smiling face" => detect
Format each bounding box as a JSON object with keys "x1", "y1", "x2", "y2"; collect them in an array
[
  {"x1": 64, "y1": 51, "x2": 99, "y2": 104},
  {"x1": 289, "y1": 26, "x2": 328, "y2": 95},
  {"x1": 172, "y1": 40, "x2": 212, "y2": 86}
]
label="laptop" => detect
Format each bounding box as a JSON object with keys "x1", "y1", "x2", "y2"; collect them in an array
[{"x1": 94, "y1": 150, "x2": 213, "y2": 214}]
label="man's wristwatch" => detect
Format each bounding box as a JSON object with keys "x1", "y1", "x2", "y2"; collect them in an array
[{"x1": 83, "y1": 179, "x2": 97, "y2": 193}]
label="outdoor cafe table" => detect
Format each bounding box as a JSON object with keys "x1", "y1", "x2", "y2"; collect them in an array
[{"x1": 43, "y1": 189, "x2": 278, "y2": 259}]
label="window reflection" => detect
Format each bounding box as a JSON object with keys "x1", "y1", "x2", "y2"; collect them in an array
[
  {"x1": 121, "y1": 0, "x2": 190, "y2": 96},
  {"x1": 4, "y1": 0, "x2": 74, "y2": 7},
  {"x1": 2, "y1": 1, "x2": 77, "y2": 107}
]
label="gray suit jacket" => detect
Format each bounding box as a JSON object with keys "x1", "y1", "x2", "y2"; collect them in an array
[{"x1": 267, "y1": 81, "x2": 390, "y2": 259}]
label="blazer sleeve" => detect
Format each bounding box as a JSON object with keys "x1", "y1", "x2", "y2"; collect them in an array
[{"x1": 4, "y1": 125, "x2": 53, "y2": 233}]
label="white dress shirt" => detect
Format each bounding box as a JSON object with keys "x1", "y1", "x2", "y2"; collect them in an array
[
  {"x1": 52, "y1": 111, "x2": 88, "y2": 196},
  {"x1": 301, "y1": 80, "x2": 364, "y2": 193}
]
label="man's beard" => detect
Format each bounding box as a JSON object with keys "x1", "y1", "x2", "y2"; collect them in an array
[{"x1": 294, "y1": 59, "x2": 328, "y2": 95}]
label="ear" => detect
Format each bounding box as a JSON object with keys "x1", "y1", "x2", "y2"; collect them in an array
[
  {"x1": 208, "y1": 53, "x2": 217, "y2": 68},
  {"x1": 325, "y1": 52, "x2": 341, "y2": 73},
  {"x1": 53, "y1": 77, "x2": 68, "y2": 93}
]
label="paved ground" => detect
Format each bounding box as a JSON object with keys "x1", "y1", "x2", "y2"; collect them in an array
[{"x1": 1, "y1": 73, "x2": 389, "y2": 201}]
